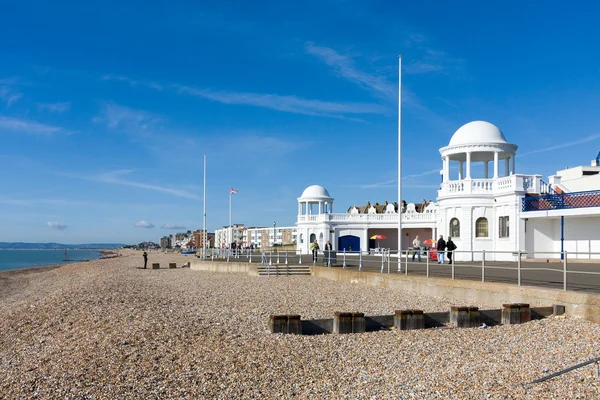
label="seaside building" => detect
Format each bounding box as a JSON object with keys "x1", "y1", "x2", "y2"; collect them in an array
[
  {"x1": 296, "y1": 121, "x2": 600, "y2": 261},
  {"x1": 214, "y1": 224, "x2": 298, "y2": 248}
]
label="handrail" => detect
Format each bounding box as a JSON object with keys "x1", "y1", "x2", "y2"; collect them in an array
[{"x1": 527, "y1": 356, "x2": 600, "y2": 385}]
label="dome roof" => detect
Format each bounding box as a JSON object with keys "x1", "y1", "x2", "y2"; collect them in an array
[
  {"x1": 300, "y1": 185, "x2": 331, "y2": 199},
  {"x1": 448, "y1": 121, "x2": 508, "y2": 146}
]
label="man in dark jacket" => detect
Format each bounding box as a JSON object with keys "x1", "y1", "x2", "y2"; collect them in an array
[
  {"x1": 142, "y1": 251, "x2": 148, "y2": 269},
  {"x1": 446, "y1": 237, "x2": 456, "y2": 263},
  {"x1": 436, "y1": 235, "x2": 446, "y2": 264}
]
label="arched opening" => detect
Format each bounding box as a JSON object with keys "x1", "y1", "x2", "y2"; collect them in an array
[
  {"x1": 309, "y1": 233, "x2": 316, "y2": 243},
  {"x1": 475, "y1": 217, "x2": 488, "y2": 238},
  {"x1": 450, "y1": 218, "x2": 460, "y2": 238},
  {"x1": 338, "y1": 235, "x2": 360, "y2": 252}
]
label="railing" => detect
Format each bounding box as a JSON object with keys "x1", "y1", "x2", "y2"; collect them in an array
[
  {"x1": 439, "y1": 174, "x2": 545, "y2": 197},
  {"x1": 522, "y1": 189, "x2": 600, "y2": 212},
  {"x1": 198, "y1": 248, "x2": 600, "y2": 293},
  {"x1": 297, "y1": 212, "x2": 437, "y2": 223}
]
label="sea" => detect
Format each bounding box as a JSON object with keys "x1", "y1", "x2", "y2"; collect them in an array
[{"x1": 0, "y1": 249, "x2": 103, "y2": 272}]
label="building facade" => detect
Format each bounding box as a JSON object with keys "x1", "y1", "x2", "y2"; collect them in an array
[{"x1": 296, "y1": 121, "x2": 600, "y2": 261}]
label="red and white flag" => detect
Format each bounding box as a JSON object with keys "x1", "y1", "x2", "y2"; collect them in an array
[{"x1": 230, "y1": 188, "x2": 238, "y2": 194}]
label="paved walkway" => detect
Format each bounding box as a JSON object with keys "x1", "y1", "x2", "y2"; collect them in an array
[{"x1": 206, "y1": 252, "x2": 600, "y2": 294}]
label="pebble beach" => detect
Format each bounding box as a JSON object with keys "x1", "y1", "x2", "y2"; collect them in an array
[{"x1": 1, "y1": 250, "x2": 599, "y2": 399}]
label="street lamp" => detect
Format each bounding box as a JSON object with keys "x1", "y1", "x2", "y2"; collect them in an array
[{"x1": 273, "y1": 221, "x2": 276, "y2": 246}]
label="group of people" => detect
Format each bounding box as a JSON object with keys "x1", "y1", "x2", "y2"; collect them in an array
[
  {"x1": 411, "y1": 235, "x2": 457, "y2": 264},
  {"x1": 310, "y1": 239, "x2": 332, "y2": 262}
]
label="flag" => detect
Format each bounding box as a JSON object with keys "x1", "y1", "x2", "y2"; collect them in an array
[{"x1": 230, "y1": 188, "x2": 238, "y2": 194}]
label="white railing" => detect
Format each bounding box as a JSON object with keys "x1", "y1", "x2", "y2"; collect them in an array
[
  {"x1": 297, "y1": 212, "x2": 437, "y2": 224},
  {"x1": 439, "y1": 174, "x2": 544, "y2": 197}
]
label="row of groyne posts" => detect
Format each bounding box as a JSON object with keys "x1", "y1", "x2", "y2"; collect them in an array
[
  {"x1": 270, "y1": 303, "x2": 600, "y2": 384},
  {"x1": 149, "y1": 262, "x2": 190, "y2": 269}
]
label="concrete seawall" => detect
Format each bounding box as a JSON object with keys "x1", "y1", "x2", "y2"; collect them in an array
[
  {"x1": 189, "y1": 261, "x2": 600, "y2": 323},
  {"x1": 310, "y1": 266, "x2": 600, "y2": 323}
]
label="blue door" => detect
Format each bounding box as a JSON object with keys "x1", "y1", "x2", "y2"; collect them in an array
[{"x1": 338, "y1": 235, "x2": 360, "y2": 252}]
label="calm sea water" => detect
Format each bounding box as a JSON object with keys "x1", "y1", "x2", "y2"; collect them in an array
[{"x1": 0, "y1": 249, "x2": 102, "y2": 272}]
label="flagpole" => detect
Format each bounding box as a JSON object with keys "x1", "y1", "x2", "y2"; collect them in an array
[
  {"x1": 203, "y1": 153, "x2": 207, "y2": 258},
  {"x1": 398, "y1": 55, "x2": 403, "y2": 272},
  {"x1": 229, "y1": 189, "x2": 232, "y2": 247}
]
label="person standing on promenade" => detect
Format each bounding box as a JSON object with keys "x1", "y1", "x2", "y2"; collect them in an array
[
  {"x1": 446, "y1": 237, "x2": 456, "y2": 264},
  {"x1": 437, "y1": 235, "x2": 446, "y2": 264},
  {"x1": 412, "y1": 235, "x2": 422, "y2": 262},
  {"x1": 310, "y1": 240, "x2": 320, "y2": 263},
  {"x1": 324, "y1": 241, "x2": 332, "y2": 251},
  {"x1": 142, "y1": 251, "x2": 148, "y2": 269}
]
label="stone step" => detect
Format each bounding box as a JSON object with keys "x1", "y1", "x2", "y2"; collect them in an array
[{"x1": 256, "y1": 265, "x2": 311, "y2": 276}]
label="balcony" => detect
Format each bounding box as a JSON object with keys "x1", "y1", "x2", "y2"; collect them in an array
[
  {"x1": 297, "y1": 211, "x2": 437, "y2": 224},
  {"x1": 438, "y1": 174, "x2": 548, "y2": 197}
]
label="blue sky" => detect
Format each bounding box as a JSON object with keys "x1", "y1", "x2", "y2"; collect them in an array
[{"x1": 1, "y1": 1, "x2": 600, "y2": 244}]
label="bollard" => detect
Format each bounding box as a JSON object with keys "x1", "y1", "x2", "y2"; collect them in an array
[
  {"x1": 333, "y1": 312, "x2": 353, "y2": 334},
  {"x1": 553, "y1": 304, "x2": 566, "y2": 316},
  {"x1": 502, "y1": 304, "x2": 521, "y2": 325},
  {"x1": 287, "y1": 315, "x2": 302, "y2": 335},
  {"x1": 285, "y1": 251, "x2": 288, "y2": 265},
  {"x1": 269, "y1": 252, "x2": 272, "y2": 266},
  {"x1": 169, "y1": 263, "x2": 176, "y2": 269},
  {"x1": 298, "y1": 253, "x2": 302, "y2": 264},
  {"x1": 277, "y1": 251, "x2": 280, "y2": 265},
  {"x1": 352, "y1": 313, "x2": 366, "y2": 333},
  {"x1": 343, "y1": 249, "x2": 346, "y2": 269},
  {"x1": 519, "y1": 303, "x2": 531, "y2": 323},
  {"x1": 359, "y1": 251, "x2": 363, "y2": 271},
  {"x1": 269, "y1": 315, "x2": 288, "y2": 334},
  {"x1": 450, "y1": 306, "x2": 469, "y2": 328},
  {"x1": 152, "y1": 263, "x2": 160, "y2": 269}
]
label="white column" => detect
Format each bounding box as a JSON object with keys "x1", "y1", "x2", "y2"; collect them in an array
[
  {"x1": 493, "y1": 152, "x2": 499, "y2": 178},
  {"x1": 504, "y1": 158, "x2": 510, "y2": 176},
  {"x1": 318, "y1": 201, "x2": 323, "y2": 214},
  {"x1": 510, "y1": 155, "x2": 515, "y2": 175},
  {"x1": 308, "y1": 202, "x2": 312, "y2": 215},
  {"x1": 443, "y1": 157, "x2": 450, "y2": 182},
  {"x1": 458, "y1": 161, "x2": 463, "y2": 180},
  {"x1": 465, "y1": 152, "x2": 472, "y2": 179},
  {"x1": 483, "y1": 161, "x2": 489, "y2": 179},
  {"x1": 298, "y1": 202, "x2": 301, "y2": 215}
]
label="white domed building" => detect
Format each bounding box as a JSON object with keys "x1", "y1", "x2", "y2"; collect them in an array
[{"x1": 297, "y1": 121, "x2": 600, "y2": 261}]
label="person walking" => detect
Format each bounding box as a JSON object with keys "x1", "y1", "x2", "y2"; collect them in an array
[
  {"x1": 437, "y1": 235, "x2": 447, "y2": 264},
  {"x1": 142, "y1": 251, "x2": 148, "y2": 269},
  {"x1": 310, "y1": 239, "x2": 320, "y2": 263},
  {"x1": 411, "y1": 235, "x2": 422, "y2": 262},
  {"x1": 446, "y1": 237, "x2": 456, "y2": 264}
]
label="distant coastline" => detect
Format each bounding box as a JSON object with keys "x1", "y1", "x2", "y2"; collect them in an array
[{"x1": 0, "y1": 242, "x2": 125, "y2": 250}]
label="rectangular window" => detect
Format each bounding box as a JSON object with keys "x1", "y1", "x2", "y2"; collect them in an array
[{"x1": 499, "y1": 216, "x2": 510, "y2": 238}]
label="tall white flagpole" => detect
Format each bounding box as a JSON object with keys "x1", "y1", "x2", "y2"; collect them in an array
[
  {"x1": 203, "y1": 153, "x2": 207, "y2": 258},
  {"x1": 398, "y1": 55, "x2": 403, "y2": 272},
  {"x1": 229, "y1": 189, "x2": 232, "y2": 247}
]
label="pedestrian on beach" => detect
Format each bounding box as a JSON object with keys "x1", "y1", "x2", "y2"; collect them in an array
[
  {"x1": 437, "y1": 235, "x2": 446, "y2": 264},
  {"x1": 142, "y1": 251, "x2": 148, "y2": 269},
  {"x1": 412, "y1": 235, "x2": 422, "y2": 262},
  {"x1": 310, "y1": 240, "x2": 320, "y2": 263},
  {"x1": 446, "y1": 237, "x2": 457, "y2": 264}
]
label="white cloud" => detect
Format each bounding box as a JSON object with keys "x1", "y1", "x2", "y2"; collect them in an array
[
  {"x1": 162, "y1": 223, "x2": 187, "y2": 229},
  {"x1": 93, "y1": 102, "x2": 162, "y2": 131},
  {"x1": 38, "y1": 102, "x2": 71, "y2": 113},
  {"x1": 134, "y1": 220, "x2": 155, "y2": 228},
  {"x1": 175, "y1": 85, "x2": 387, "y2": 118},
  {"x1": 305, "y1": 42, "x2": 397, "y2": 100},
  {"x1": 518, "y1": 134, "x2": 600, "y2": 157},
  {"x1": 101, "y1": 74, "x2": 164, "y2": 90},
  {"x1": 47, "y1": 221, "x2": 67, "y2": 230},
  {"x1": 0, "y1": 86, "x2": 23, "y2": 106},
  {"x1": 0, "y1": 116, "x2": 63, "y2": 135}
]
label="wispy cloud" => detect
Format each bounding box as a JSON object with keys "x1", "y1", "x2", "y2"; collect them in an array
[
  {"x1": 47, "y1": 221, "x2": 67, "y2": 230},
  {"x1": 101, "y1": 74, "x2": 164, "y2": 90},
  {"x1": 162, "y1": 223, "x2": 187, "y2": 229},
  {"x1": 93, "y1": 102, "x2": 162, "y2": 132},
  {"x1": 357, "y1": 168, "x2": 441, "y2": 189},
  {"x1": 92, "y1": 170, "x2": 201, "y2": 200},
  {"x1": 0, "y1": 116, "x2": 63, "y2": 135},
  {"x1": 38, "y1": 102, "x2": 71, "y2": 113},
  {"x1": 0, "y1": 86, "x2": 22, "y2": 106},
  {"x1": 519, "y1": 134, "x2": 600, "y2": 157},
  {"x1": 305, "y1": 42, "x2": 397, "y2": 101},
  {"x1": 134, "y1": 220, "x2": 154, "y2": 228},
  {"x1": 404, "y1": 49, "x2": 465, "y2": 76},
  {"x1": 175, "y1": 85, "x2": 386, "y2": 118},
  {"x1": 0, "y1": 196, "x2": 108, "y2": 207}
]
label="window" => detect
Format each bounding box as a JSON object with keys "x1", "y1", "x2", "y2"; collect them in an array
[
  {"x1": 475, "y1": 217, "x2": 488, "y2": 238},
  {"x1": 499, "y1": 216, "x2": 510, "y2": 238},
  {"x1": 449, "y1": 218, "x2": 460, "y2": 238}
]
